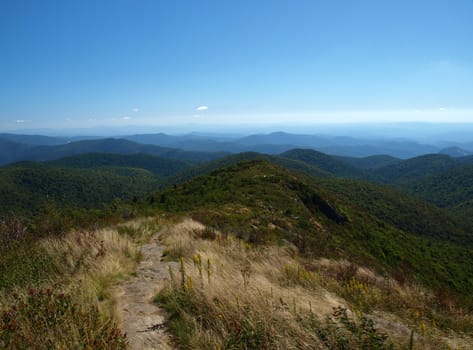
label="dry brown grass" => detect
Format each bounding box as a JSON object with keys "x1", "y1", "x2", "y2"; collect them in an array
[
  {"x1": 160, "y1": 219, "x2": 345, "y2": 317},
  {"x1": 156, "y1": 219, "x2": 472, "y2": 350}
]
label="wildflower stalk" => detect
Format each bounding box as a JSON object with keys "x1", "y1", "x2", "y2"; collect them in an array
[{"x1": 180, "y1": 257, "x2": 186, "y2": 289}]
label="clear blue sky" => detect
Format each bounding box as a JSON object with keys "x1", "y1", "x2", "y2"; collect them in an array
[{"x1": 1, "y1": 0, "x2": 473, "y2": 130}]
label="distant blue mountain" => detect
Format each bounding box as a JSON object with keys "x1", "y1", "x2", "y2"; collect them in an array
[
  {"x1": 0, "y1": 138, "x2": 228, "y2": 165},
  {"x1": 4, "y1": 130, "x2": 473, "y2": 162},
  {"x1": 124, "y1": 131, "x2": 442, "y2": 158},
  {"x1": 438, "y1": 147, "x2": 473, "y2": 157},
  {"x1": 0, "y1": 133, "x2": 69, "y2": 145}
]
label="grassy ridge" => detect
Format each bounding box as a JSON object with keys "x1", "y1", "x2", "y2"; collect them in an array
[{"x1": 146, "y1": 160, "x2": 473, "y2": 307}]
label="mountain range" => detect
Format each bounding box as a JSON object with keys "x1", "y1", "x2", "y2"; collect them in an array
[
  {"x1": 2, "y1": 131, "x2": 473, "y2": 347},
  {"x1": 3, "y1": 132, "x2": 473, "y2": 220},
  {"x1": 3, "y1": 131, "x2": 473, "y2": 164}
]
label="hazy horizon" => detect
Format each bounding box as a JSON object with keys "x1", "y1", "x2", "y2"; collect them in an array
[{"x1": 4, "y1": 121, "x2": 473, "y2": 146}]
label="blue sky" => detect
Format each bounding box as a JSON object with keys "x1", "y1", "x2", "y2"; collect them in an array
[{"x1": 1, "y1": 0, "x2": 473, "y2": 130}]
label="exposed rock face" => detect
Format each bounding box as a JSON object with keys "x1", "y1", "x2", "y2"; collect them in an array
[{"x1": 288, "y1": 181, "x2": 348, "y2": 224}]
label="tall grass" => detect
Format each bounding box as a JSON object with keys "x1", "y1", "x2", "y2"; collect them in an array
[{"x1": 155, "y1": 219, "x2": 472, "y2": 349}]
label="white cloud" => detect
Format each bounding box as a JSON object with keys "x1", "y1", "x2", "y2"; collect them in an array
[
  {"x1": 122, "y1": 116, "x2": 132, "y2": 120},
  {"x1": 132, "y1": 108, "x2": 140, "y2": 113},
  {"x1": 439, "y1": 107, "x2": 447, "y2": 111},
  {"x1": 15, "y1": 119, "x2": 25, "y2": 123},
  {"x1": 196, "y1": 105, "x2": 209, "y2": 111}
]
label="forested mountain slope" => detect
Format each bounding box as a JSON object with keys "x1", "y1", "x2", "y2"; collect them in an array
[
  {"x1": 47, "y1": 152, "x2": 191, "y2": 177},
  {"x1": 0, "y1": 163, "x2": 160, "y2": 216},
  {"x1": 405, "y1": 164, "x2": 473, "y2": 219}
]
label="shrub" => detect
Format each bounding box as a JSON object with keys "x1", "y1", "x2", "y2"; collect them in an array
[{"x1": 0, "y1": 214, "x2": 29, "y2": 251}]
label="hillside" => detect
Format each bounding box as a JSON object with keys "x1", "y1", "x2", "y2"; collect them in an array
[
  {"x1": 46, "y1": 152, "x2": 191, "y2": 177},
  {"x1": 147, "y1": 160, "x2": 473, "y2": 306},
  {"x1": 167, "y1": 148, "x2": 394, "y2": 187},
  {"x1": 405, "y1": 164, "x2": 473, "y2": 219},
  {"x1": 357, "y1": 153, "x2": 473, "y2": 220},
  {"x1": 281, "y1": 148, "x2": 371, "y2": 179},
  {"x1": 0, "y1": 139, "x2": 33, "y2": 165},
  {"x1": 316, "y1": 178, "x2": 472, "y2": 245},
  {"x1": 168, "y1": 152, "x2": 331, "y2": 185},
  {"x1": 0, "y1": 163, "x2": 160, "y2": 217},
  {"x1": 163, "y1": 150, "x2": 473, "y2": 243},
  {"x1": 2, "y1": 157, "x2": 473, "y2": 349},
  {"x1": 371, "y1": 154, "x2": 460, "y2": 184},
  {"x1": 336, "y1": 154, "x2": 401, "y2": 169},
  {"x1": 124, "y1": 133, "x2": 241, "y2": 152}
]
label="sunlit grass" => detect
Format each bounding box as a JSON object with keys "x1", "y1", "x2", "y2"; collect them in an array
[{"x1": 155, "y1": 219, "x2": 472, "y2": 349}]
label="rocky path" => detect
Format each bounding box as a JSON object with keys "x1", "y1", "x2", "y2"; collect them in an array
[{"x1": 114, "y1": 231, "x2": 177, "y2": 350}]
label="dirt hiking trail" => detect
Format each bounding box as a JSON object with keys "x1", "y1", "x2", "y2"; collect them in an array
[{"x1": 114, "y1": 221, "x2": 199, "y2": 350}]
